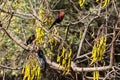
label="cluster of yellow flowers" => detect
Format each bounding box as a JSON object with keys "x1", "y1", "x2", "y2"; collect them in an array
[
  {"x1": 57, "y1": 47, "x2": 73, "y2": 75},
  {"x1": 22, "y1": 54, "x2": 41, "y2": 80},
  {"x1": 48, "y1": 31, "x2": 59, "y2": 48},
  {"x1": 93, "y1": 64, "x2": 99, "y2": 80},
  {"x1": 35, "y1": 4, "x2": 45, "y2": 45},
  {"x1": 36, "y1": 27, "x2": 44, "y2": 44},
  {"x1": 90, "y1": 35, "x2": 106, "y2": 65},
  {"x1": 90, "y1": 34, "x2": 106, "y2": 80},
  {"x1": 79, "y1": 0, "x2": 110, "y2": 8}
]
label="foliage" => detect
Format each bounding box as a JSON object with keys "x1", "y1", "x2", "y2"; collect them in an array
[
  {"x1": 90, "y1": 34, "x2": 106, "y2": 65},
  {"x1": 22, "y1": 54, "x2": 41, "y2": 80},
  {"x1": 79, "y1": 0, "x2": 110, "y2": 8},
  {"x1": 36, "y1": 27, "x2": 44, "y2": 44},
  {"x1": 57, "y1": 47, "x2": 73, "y2": 75},
  {"x1": 0, "y1": 0, "x2": 120, "y2": 80},
  {"x1": 93, "y1": 64, "x2": 99, "y2": 80}
]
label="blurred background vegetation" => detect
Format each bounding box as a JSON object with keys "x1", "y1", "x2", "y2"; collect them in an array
[{"x1": 0, "y1": 0, "x2": 120, "y2": 80}]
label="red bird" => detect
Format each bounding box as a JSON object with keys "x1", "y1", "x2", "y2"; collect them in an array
[{"x1": 48, "y1": 11, "x2": 65, "y2": 30}]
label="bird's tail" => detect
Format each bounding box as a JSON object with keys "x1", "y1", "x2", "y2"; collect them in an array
[
  {"x1": 48, "y1": 21, "x2": 56, "y2": 30},
  {"x1": 48, "y1": 24, "x2": 54, "y2": 30}
]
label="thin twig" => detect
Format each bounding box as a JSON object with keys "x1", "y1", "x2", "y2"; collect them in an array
[
  {"x1": 1, "y1": 25, "x2": 29, "y2": 51},
  {"x1": 0, "y1": 64, "x2": 22, "y2": 70},
  {"x1": 69, "y1": 0, "x2": 81, "y2": 17},
  {"x1": 76, "y1": 16, "x2": 99, "y2": 58}
]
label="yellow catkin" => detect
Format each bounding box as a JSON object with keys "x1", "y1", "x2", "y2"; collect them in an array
[
  {"x1": 79, "y1": 0, "x2": 85, "y2": 7},
  {"x1": 93, "y1": 64, "x2": 99, "y2": 80},
  {"x1": 36, "y1": 27, "x2": 44, "y2": 44},
  {"x1": 57, "y1": 56, "x2": 61, "y2": 63},
  {"x1": 96, "y1": 0, "x2": 110, "y2": 8},
  {"x1": 57, "y1": 48, "x2": 73, "y2": 75},
  {"x1": 90, "y1": 35, "x2": 106, "y2": 65},
  {"x1": 61, "y1": 47, "x2": 65, "y2": 57},
  {"x1": 22, "y1": 55, "x2": 41, "y2": 80}
]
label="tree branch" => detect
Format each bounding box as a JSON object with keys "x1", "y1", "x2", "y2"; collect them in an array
[
  {"x1": 76, "y1": 16, "x2": 99, "y2": 58},
  {"x1": 0, "y1": 25, "x2": 29, "y2": 51}
]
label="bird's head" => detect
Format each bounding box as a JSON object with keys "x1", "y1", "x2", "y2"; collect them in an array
[
  {"x1": 37, "y1": 49, "x2": 44, "y2": 58},
  {"x1": 58, "y1": 11, "x2": 65, "y2": 19},
  {"x1": 59, "y1": 11, "x2": 65, "y2": 16}
]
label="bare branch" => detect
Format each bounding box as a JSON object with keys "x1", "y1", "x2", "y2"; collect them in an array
[
  {"x1": 0, "y1": 25, "x2": 29, "y2": 51},
  {"x1": 76, "y1": 16, "x2": 99, "y2": 58},
  {"x1": 0, "y1": 64, "x2": 22, "y2": 70}
]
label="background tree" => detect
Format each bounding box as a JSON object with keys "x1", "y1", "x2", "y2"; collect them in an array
[{"x1": 0, "y1": 0, "x2": 120, "y2": 80}]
